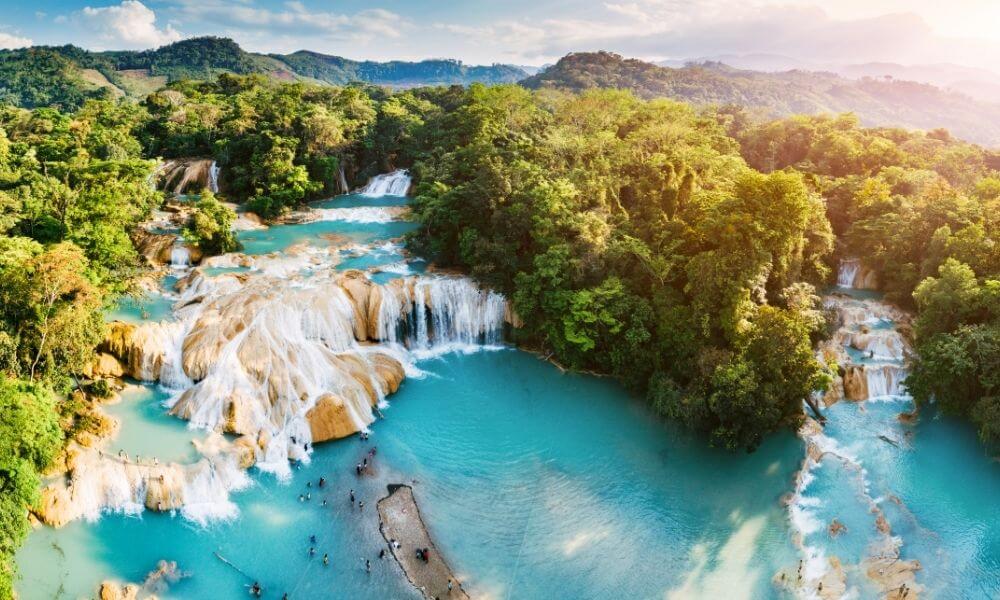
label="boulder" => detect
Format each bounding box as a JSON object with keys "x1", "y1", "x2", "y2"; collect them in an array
[
  {"x1": 233, "y1": 436, "x2": 258, "y2": 469},
  {"x1": 99, "y1": 581, "x2": 140, "y2": 600},
  {"x1": 144, "y1": 467, "x2": 185, "y2": 511},
  {"x1": 133, "y1": 230, "x2": 177, "y2": 266},
  {"x1": 88, "y1": 352, "x2": 126, "y2": 379},
  {"x1": 853, "y1": 265, "x2": 879, "y2": 290},
  {"x1": 307, "y1": 394, "x2": 358, "y2": 443},
  {"x1": 36, "y1": 485, "x2": 76, "y2": 527},
  {"x1": 842, "y1": 366, "x2": 868, "y2": 401}
]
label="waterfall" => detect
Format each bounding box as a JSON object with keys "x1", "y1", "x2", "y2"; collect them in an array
[
  {"x1": 208, "y1": 161, "x2": 220, "y2": 194},
  {"x1": 373, "y1": 278, "x2": 507, "y2": 353},
  {"x1": 359, "y1": 170, "x2": 411, "y2": 197},
  {"x1": 848, "y1": 330, "x2": 906, "y2": 361},
  {"x1": 837, "y1": 258, "x2": 860, "y2": 288},
  {"x1": 863, "y1": 364, "x2": 907, "y2": 399},
  {"x1": 170, "y1": 245, "x2": 191, "y2": 269}
]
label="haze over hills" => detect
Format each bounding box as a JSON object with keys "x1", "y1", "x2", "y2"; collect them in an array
[
  {"x1": 0, "y1": 37, "x2": 528, "y2": 109},
  {"x1": 659, "y1": 53, "x2": 1000, "y2": 103},
  {"x1": 524, "y1": 51, "x2": 1000, "y2": 146}
]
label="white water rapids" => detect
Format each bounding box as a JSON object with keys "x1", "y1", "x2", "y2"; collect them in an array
[
  {"x1": 359, "y1": 169, "x2": 411, "y2": 197},
  {"x1": 782, "y1": 261, "x2": 922, "y2": 597},
  {"x1": 44, "y1": 170, "x2": 517, "y2": 526}
]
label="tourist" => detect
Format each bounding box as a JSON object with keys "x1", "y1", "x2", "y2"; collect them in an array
[
  {"x1": 359, "y1": 501, "x2": 365, "y2": 511},
  {"x1": 307, "y1": 481, "x2": 312, "y2": 488},
  {"x1": 350, "y1": 489, "x2": 355, "y2": 504},
  {"x1": 356, "y1": 463, "x2": 362, "y2": 475},
  {"x1": 416, "y1": 548, "x2": 424, "y2": 560},
  {"x1": 323, "y1": 553, "x2": 329, "y2": 566},
  {"x1": 422, "y1": 548, "x2": 430, "y2": 562},
  {"x1": 282, "y1": 594, "x2": 288, "y2": 600},
  {"x1": 319, "y1": 477, "x2": 326, "y2": 488},
  {"x1": 322, "y1": 499, "x2": 328, "y2": 506},
  {"x1": 299, "y1": 494, "x2": 305, "y2": 502},
  {"x1": 250, "y1": 582, "x2": 261, "y2": 597},
  {"x1": 379, "y1": 548, "x2": 386, "y2": 559},
  {"x1": 369, "y1": 447, "x2": 377, "y2": 456},
  {"x1": 365, "y1": 558, "x2": 371, "y2": 573},
  {"x1": 306, "y1": 492, "x2": 311, "y2": 501},
  {"x1": 309, "y1": 547, "x2": 316, "y2": 557},
  {"x1": 448, "y1": 579, "x2": 453, "y2": 593},
  {"x1": 310, "y1": 535, "x2": 316, "y2": 544},
  {"x1": 291, "y1": 436, "x2": 297, "y2": 445},
  {"x1": 305, "y1": 442, "x2": 311, "y2": 451}
]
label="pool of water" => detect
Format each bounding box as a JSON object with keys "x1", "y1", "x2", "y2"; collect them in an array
[
  {"x1": 18, "y1": 350, "x2": 802, "y2": 599},
  {"x1": 102, "y1": 383, "x2": 203, "y2": 465}
]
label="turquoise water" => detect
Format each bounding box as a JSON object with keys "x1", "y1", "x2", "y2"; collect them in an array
[
  {"x1": 18, "y1": 351, "x2": 801, "y2": 599},
  {"x1": 17, "y1": 186, "x2": 1000, "y2": 599},
  {"x1": 102, "y1": 384, "x2": 203, "y2": 464}
]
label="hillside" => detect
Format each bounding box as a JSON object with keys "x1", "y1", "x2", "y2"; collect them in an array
[
  {"x1": 276, "y1": 50, "x2": 526, "y2": 87},
  {"x1": 0, "y1": 37, "x2": 528, "y2": 109},
  {"x1": 523, "y1": 51, "x2": 1000, "y2": 146}
]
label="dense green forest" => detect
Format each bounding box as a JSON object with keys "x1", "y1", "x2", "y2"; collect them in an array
[
  {"x1": 0, "y1": 37, "x2": 527, "y2": 111},
  {"x1": 522, "y1": 51, "x2": 1000, "y2": 146},
  {"x1": 0, "y1": 70, "x2": 998, "y2": 593}
]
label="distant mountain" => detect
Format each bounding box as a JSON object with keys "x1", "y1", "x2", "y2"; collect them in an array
[
  {"x1": 524, "y1": 52, "x2": 1000, "y2": 146},
  {"x1": 659, "y1": 54, "x2": 1000, "y2": 103},
  {"x1": 275, "y1": 50, "x2": 527, "y2": 87},
  {"x1": 0, "y1": 37, "x2": 528, "y2": 109}
]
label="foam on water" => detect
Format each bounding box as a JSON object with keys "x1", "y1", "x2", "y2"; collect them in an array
[{"x1": 358, "y1": 169, "x2": 411, "y2": 197}]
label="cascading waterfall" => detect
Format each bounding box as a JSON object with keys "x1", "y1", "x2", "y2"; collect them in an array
[
  {"x1": 170, "y1": 244, "x2": 191, "y2": 269},
  {"x1": 862, "y1": 363, "x2": 907, "y2": 399},
  {"x1": 208, "y1": 161, "x2": 220, "y2": 194},
  {"x1": 45, "y1": 173, "x2": 514, "y2": 532},
  {"x1": 837, "y1": 258, "x2": 860, "y2": 288},
  {"x1": 413, "y1": 278, "x2": 506, "y2": 348},
  {"x1": 783, "y1": 292, "x2": 923, "y2": 597},
  {"x1": 359, "y1": 170, "x2": 411, "y2": 197}
]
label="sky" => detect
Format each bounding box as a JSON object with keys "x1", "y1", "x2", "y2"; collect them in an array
[{"x1": 2, "y1": 0, "x2": 1000, "y2": 70}]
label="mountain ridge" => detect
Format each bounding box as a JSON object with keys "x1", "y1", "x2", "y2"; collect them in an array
[
  {"x1": 0, "y1": 37, "x2": 529, "y2": 109},
  {"x1": 524, "y1": 51, "x2": 1000, "y2": 146}
]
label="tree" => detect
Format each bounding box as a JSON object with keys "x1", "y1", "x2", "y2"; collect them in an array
[
  {"x1": 184, "y1": 191, "x2": 239, "y2": 255},
  {"x1": 0, "y1": 378, "x2": 62, "y2": 598}
]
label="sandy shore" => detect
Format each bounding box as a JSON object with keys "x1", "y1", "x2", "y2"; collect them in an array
[{"x1": 377, "y1": 484, "x2": 469, "y2": 600}]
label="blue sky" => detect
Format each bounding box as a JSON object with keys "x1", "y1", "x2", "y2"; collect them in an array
[{"x1": 3, "y1": 0, "x2": 1000, "y2": 68}]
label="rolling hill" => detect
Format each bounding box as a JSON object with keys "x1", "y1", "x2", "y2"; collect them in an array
[
  {"x1": 0, "y1": 37, "x2": 528, "y2": 110},
  {"x1": 523, "y1": 51, "x2": 1000, "y2": 146}
]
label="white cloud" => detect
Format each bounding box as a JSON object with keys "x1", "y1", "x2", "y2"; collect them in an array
[
  {"x1": 78, "y1": 0, "x2": 182, "y2": 49},
  {"x1": 171, "y1": 0, "x2": 409, "y2": 44},
  {"x1": 0, "y1": 33, "x2": 32, "y2": 49}
]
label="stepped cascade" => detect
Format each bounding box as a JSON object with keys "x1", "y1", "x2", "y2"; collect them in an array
[
  {"x1": 780, "y1": 261, "x2": 923, "y2": 598},
  {"x1": 37, "y1": 171, "x2": 514, "y2": 526}
]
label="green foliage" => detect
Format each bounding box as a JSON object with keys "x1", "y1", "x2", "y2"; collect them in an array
[
  {"x1": 908, "y1": 260, "x2": 1000, "y2": 445},
  {"x1": 0, "y1": 378, "x2": 63, "y2": 597},
  {"x1": 0, "y1": 38, "x2": 527, "y2": 112},
  {"x1": 183, "y1": 192, "x2": 240, "y2": 255},
  {"x1": 408, "y1": 85, "x2": 831, "y2": 450}
]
